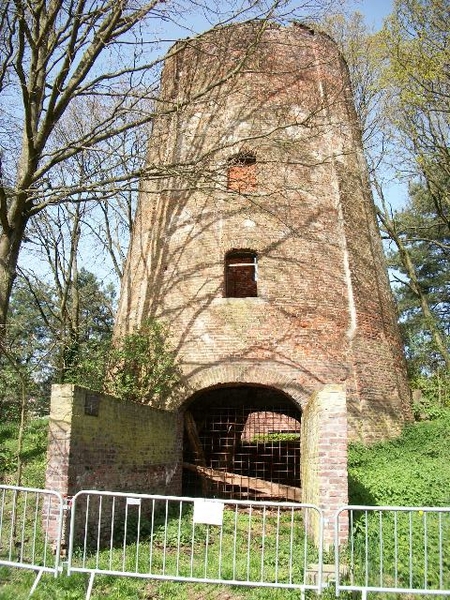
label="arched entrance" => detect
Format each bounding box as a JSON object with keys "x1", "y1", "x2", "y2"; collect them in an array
[{"x1": 182, "y1": 384, "x2": 302, "y2": 501}]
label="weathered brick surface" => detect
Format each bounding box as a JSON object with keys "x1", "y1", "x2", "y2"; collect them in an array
[
  {"x1": 115, "y1": 22, "x2": 411, "y2": 443},
  {"x1": 45, "y1": 385, "x2": 183, "y2": 499},
  {"x1": 301, "y1": 385, "x2": 348, "y2": 548}
]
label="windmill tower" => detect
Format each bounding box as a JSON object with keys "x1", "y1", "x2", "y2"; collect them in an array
[{"x1": 115, "y1": 21, "x2": 411, "y2": 503}]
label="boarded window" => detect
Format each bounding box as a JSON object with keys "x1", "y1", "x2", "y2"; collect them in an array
[
  {"x1": 227, "y1": 152, "x2": 257, "y2": 192},
  {"x1": 225, "y1": 251, "x2": 257, "y2": 298}
]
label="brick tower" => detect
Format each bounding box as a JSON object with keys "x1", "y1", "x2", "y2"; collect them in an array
[{"x1": 115, "y1": 21, "x2": 411, "y2": 487}]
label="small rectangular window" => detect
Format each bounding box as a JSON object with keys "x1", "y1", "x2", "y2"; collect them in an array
[{"x1": 225, "y1": 251, "x2": 257, "y2": 297}]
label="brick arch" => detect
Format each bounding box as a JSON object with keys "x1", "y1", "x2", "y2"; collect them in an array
[
  {"x1": 180, "y1": 376, "x2": 304, "y2": 501},
  {"x1": 178, "y1": 363, "x2": 307, "y2": 409}
]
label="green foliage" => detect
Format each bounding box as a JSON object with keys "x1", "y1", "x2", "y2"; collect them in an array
[
  {"x1": 411, "y1": 369, "x2": 450, "y2": 419},
  {"x1": 106, "y1": 319, "x2": 182, "y2": 406},
  {"x1": 387, "y1": 181, "x2": 450, "y2": 376},
  {"x1": 348, "y1": 412, "x2": 450, "y2": 594},
  {"x1": 0, "y1": 271, "x2": 114, "y2": 419},
  {"x1": 348, "y1": 410, "x2": 450, "y2": 506},
  {"x1": 375, "y1": 0, "x2": 450, "y2": 378},
  {"x1": 250, "y1": 433, "x2": 300, "y2": 443},
  {"x1": 0, "y1": 423, "x2": 17, "y2": 478},
  {"x1": 0, "y1": 280, "x2": 53, "y2": 419},
  {"x1": 348, "y1": 508, "x2": 450, "y2": 592},
  {"x1": 63, "y1": 337, "x2": 112, "y2": 393},
  {"x1": 59, "y1": 269, "x2": 115, "y2": 388}
]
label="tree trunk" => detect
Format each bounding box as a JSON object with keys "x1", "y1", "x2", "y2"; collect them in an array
[
  {"x1": 377, "y1": 205, "x2": 450, "y2": 370},
  {"x1": 0, "y1": 218, "x2": 28, "y2": 337}
]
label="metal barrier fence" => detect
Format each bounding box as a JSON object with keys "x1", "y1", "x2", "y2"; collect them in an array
[
  {"x1": 335, "y1": 505, "x2": 450, "y2": 598},
  {"x1": 0, "y1": 484, "x2": 64, "y2": 595},
  {"x1": 2, "y1": 485, "x2": 450, "y2": 600},
  {"x1": 67, "y1": 490, "x2": 323, "y2": 600}
]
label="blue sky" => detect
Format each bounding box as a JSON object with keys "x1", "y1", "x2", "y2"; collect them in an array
[
  {"x1": 353, "y1": 1, "x2": 408, "y2": 210},
  {"x1": 355, "y1": 0, "x2": 394, "y2": 29},
  {"x1": 166, "y1": 1, "x2": 397, "y2": 41}
]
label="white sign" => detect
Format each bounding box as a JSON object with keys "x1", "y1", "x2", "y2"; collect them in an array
[
  {"x1": 193, "y1": 499, "x2": 224, "y2": 526},
  {"x1": 126, "y1": 497, "x2": 141, "y2": 506}
]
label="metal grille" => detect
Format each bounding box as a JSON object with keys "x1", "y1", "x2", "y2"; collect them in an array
[{"x1": 183, "y1": 387, "x2": 301, "y2": 501}]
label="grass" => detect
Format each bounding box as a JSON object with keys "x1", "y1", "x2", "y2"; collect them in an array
[
  {"x1": 68, "y1": 499, "x2": 317, "y2": 583},
  {"x1": 348, "y1": 409, "x2": 450, "y2": 507},
  {"x1": 0, "y1": 418, "x2": 318, "y2": 599},
  {"x1": 344, "y1": 410, "x2": 450, "y2": 598},
  {"x1": 0, "y1": 418, "x2": 48, "y2": 488},
  {"x1": 342, "y1": 507, "x2": 450, "y2": 592},
  {"x1": 2, "y1": 412, "x2": 450, "y2": 599},
  {"x1": 0, "y1": 566, "x2": 315, "y2": 599}
]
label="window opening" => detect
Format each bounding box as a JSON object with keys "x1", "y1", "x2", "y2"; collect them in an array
[
  {"x1": 227, "y1": 152, "x2": 257, "y2": 192},
  {"x1": 225, "y1": 250, "x2": 257, "y2": 297},
  {"x1": 228, "y1": 152, "x2": 256, "y2": 166}
]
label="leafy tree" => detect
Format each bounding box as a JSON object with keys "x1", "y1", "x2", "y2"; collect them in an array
[
  {"x1": 374, "y1": 0, "x2": 450, "y2": 373},
  {"x1": 380, "y1": 0, "x2": 450, "y2": 191},
  {"x1": 0, "y1": 279, "x2": 54, "y2": 484},
  {"x1": 386, "y1": 180, "x2": 450, "y2": 374},
  {"x1": 56, "y1": 268, "x2": 115, "y2": 389},
  {"x1": 0, "y1": 269, "x2": 115, "y2": 422},
  {"x1": 0, "y1": 280, "x2": 52, "y2": 421},
  {"x1": 321, "y1": 11, "x2": 386, "y2": 157}
]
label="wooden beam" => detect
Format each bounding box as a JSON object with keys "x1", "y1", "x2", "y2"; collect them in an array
[
  {"x1": 184, "y1": 411, "x2": 208, "y2": 495},
  {"x1": 184, "y1": 411, "x2": 206, "y2": 466},
  {"x1": 183, "y1": 462, "x2": 301, "y2": 502}
]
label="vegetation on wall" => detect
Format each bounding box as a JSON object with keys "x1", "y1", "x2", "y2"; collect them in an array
[
  {"x1": 250, "y1": 433, "x2": 301, "y2": 443},
  {"x1": 105, "y1": 319, "x2": 183, "y2": 407}
]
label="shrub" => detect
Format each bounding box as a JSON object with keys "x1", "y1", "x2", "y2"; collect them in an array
[{"x1": 106, "y1": 319, "x2": 183, "y2": 407}]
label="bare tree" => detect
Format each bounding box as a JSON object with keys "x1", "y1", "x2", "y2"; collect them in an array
[{"x1": 0, "y1": 0, "x2": 347, "y2": 336}]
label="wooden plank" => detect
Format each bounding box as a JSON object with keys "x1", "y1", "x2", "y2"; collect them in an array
[
  {"x1": 184, "y1": 411, "x2": 208, "y2": 495},
  {"x1": 183, "y1": 462, "x2": 301, "y2": 502},
  {"x1": 184, "y1": 411, "x2": 206, "y2": 466}
]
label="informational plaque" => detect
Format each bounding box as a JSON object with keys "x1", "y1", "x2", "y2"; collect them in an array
[
  {"x1": 193, "y1": 499, "x2": 224, "y2": 526},
  {"x1": 126, "y1": 497, "x2": 141, "y2": 506}
]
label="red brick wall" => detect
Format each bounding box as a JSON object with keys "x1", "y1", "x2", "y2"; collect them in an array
[
  {"x1": 301, "y1": 385, "x2": 348, "y2": 548},
  {"x1": 227, "y1": 163, "x2": 257, "y2": 192},
  {"x1": 115, "y1": 22, "x2": 411, "y2": 442}
]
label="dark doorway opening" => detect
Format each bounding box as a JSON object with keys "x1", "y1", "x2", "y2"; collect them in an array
[{"x1": 182, "y1": 385, "x2": 301, "y2": 501}]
